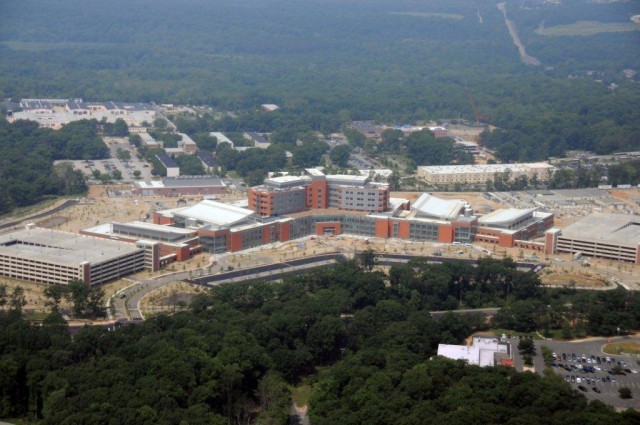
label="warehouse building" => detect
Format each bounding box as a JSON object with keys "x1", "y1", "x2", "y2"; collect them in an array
[
  {"x1": 417, "y1": 163, "x2": 556, "y2": 186},
  {"x1": 546, "y1": 213, "x2": 640, "y2": 264},
  {"x1": 0, "y1": 226, "x2": 159, "y2": 285}
]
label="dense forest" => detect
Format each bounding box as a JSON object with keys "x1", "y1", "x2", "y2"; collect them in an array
[
  {"x1": 1, "y1": 258, "x2": 640, "y2": 424},
  {"x1": 1, "y1": 0, "x2": 638, "y2": 163},
  {"x1": 0, "y1": 118, "x2": 108, "y2": 214}
]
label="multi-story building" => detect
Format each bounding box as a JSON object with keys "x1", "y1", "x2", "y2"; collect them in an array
[
  {"x1": 153, "y1": 193, "x2": 554, "y2": 255},
  {"x1": 248, "y1": 169, "x2": 390, "y2": 216},
  {"x1": 0, "y1": 225, "x2": 159, "y2": 285},
  {"x1": 417, "y1": 163, "x2": 556, "y2": 186},
  {"x1": 545, "y1": 213, "x2": 640, "y2": 264}
]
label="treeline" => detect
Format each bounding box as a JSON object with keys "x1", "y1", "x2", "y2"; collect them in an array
[
  {"x1": 2, "y1": 257, "x2": 639, "y2": 423},
  {"x1": 496, "y1": 286, "x2": 640, "y2": 337},
  {"x1": 0, "y1": 118, "x2": 108, "y2": 214},
  {"x1": 1, "y1": 0, "x2": 638, "y2": 164}
]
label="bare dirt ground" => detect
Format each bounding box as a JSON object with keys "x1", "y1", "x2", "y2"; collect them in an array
[
  {"x1": 446, "y1": 125, "x2": 485, "y2": 141},
  {"x1": 0, "y1": 277, "x2": 131, "y2": 318},
  {"x1": 140, "y1": 281, "x2": 203, "y2": 317}
]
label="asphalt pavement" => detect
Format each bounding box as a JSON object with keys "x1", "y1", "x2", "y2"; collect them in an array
[{"x1": 530, "y1": 337, "x2": 640, "y2": 409}]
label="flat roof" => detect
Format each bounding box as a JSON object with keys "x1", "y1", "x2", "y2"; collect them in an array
[
  {"x1": 245, "y1": 132, "x2": 268, "y2": 144},
  {"x1": 197, "y1": 152, "x2": 218, "y2": 167},
  {"x1": 266, "y1": 175, "x2": 311, "y2": 185},
  {"x1": 560, "y1": 213, "x2": 640, "y2": 247},
  {"x1": 210, "y1": 132, "x2": 234, "y2": 146},
  {"x1": 170, "y1": 200, "x2": 256, "y2": 228},
  {"x1": 418, "y1": 162, "x2": 555, "y2": 175},
  {"x1": 437, "y1": 344, "x2": 479, "y2": 365},
  {"x1": 156, "y1": 152, "x2": 178, "y2": 168},
  {"x1": 162, "y1": 176, "x2": 225, "y2": 188},
  {"x1": 412, "y1": 193, "x2": 466, "y2": 220},
  {"x1": 478, "y1": 208, "x2": 537, "y2": 225},
  {"x1": 0, "y1": 227, "x2": 142, "y2": 267}
]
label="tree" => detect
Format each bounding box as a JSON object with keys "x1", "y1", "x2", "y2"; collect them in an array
[
  {"x1": 0, "y1": 284, "x2": 8, "y2": 311},
  {"x1": 116, "y1": 148, "x2": 131, "y2": 161},
  {"x1": 343, "y1": 128, "x2": 366, "y2": 147},
  {"x1": 65, "y1": 279, "x2": 90, "y2": 318},
  {"x1": 329, "y1": 145, "x2": 351, "y2": 168},
  {"x1": 518, "y1": 338, "x2": 536, "y2": 357},
  {"x1": 619, "y1": 387, "x2": 632, "y2": 399},
  {"x1": 154, "y1": 117, "x2": 168, "y2": 129},
  {"x1": 111, "y1": 169, "x2": 123, "y2": 180},
  {"x1": 133, "y1": 170, "x2": 142, "y2": 179},
  {"x1": 112, "y1": 118, "x2": 129, "y2": 137},
  {"x1": 129, "y1": 134, "x2": 142, "y2": 147},
  {"x1": 388, "y1": 169, "x2": 400, "y2": 191},
  {"x1": 355, "y1": 249, "x2": 377, "y2": 271},
  {"x1": 9, "y1": 286, "x2": 27, "y2": 314},
  {"x1": 43, "y1": 283, "x2": 67, "y2": 312}
]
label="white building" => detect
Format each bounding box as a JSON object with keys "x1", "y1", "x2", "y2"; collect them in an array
[
  {"x1": 417, "y1": 163, "x2": 556, "y2": 185},
  {"x1": 437, "y1": 336, "x2": 511, "y2": 367}
]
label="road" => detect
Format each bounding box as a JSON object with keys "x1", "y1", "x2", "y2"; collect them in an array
[
  {"x1": 497, "y1": 2, "x2": 541, "y2": 66},
  {"x1": 110, "y1": 271, "x2": 193, "y2": 320},
  {"x1": 529, "y1": 336, "x2": 640, "y2": 409},
  {"x1": 0, "y1": 199, "x2": 79, "y2": 230},
  {"x1": 106, "y1": 251, "x2": 543, "y2": 321}
]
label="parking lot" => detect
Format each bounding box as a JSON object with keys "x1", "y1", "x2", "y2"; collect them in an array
[{"x1": 532, "y1": 338, "x2": 640, "y2": 409}]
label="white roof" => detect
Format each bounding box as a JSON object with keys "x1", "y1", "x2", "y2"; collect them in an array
[
  {"x1": 83, "y1": 221, "x2": 195, "y2": 236},
  {"x1": 437, "y1": 344, "x2": 480, "y2": 365},
  {"x1": 134, "y1": 181, "x2": 165, "y2": 188},
  {"x1": 418, "y1": 162, "x2": 555, "y2": 175},
  {"x1": 0, "y1": 227, "x2": 141, "y2": 267},
  {"x1": 412, "y1": 193, "x2": 465, "y2": 220},
  {"x1": 178, "y1": 133, "x2": 197, "y2": 145},
  {"x1": 560, "y1": 213, "x2": 640, "y2": 246},
  {"x1": 266, "y1": 175, "x2": 311, "y2": 185},
  {"x1": 478, "y1": 208, "x2": 537, "y2": 225},
  {"x1": 210, "y1": 132, "x2": 234, "y2": 147},
  {"x1": 171, "y1": 200, "x2": 256, "y2": 228},
  {"x1": 305, "y1": 168, "x2": 325, "y2": 177}
]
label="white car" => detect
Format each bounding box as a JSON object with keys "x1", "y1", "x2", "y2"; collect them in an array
[{"x1": 576, "y1": 377, "x2": 582, "y2": 383}]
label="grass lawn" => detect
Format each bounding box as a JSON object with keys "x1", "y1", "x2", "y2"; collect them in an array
[
  {"x1": 390, "y1": 12, "x2": 464, "y2": 20},
  {"x1": 536, "y1": 21, "x2": 637, "y2": 36},
  {"x1": 291, "y1": 384, "x2": 312, "y2": 407},
  {"x1": 603, "y1": 341, "x2": 640, "y2": 355}
]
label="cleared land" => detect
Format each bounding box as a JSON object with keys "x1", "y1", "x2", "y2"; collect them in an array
[
  {"x1": 539, "y1": 269, "x2": 609, "y2": 288},
  {"x1": 602, "y1": 341, "x2": 640, "y2": 355},
  {"x1": 536, "y1": 21, "x2": 638, "y2": 36},
  {"x1": 390, "y1": 12, "x2": 464, "y2": 20},
  {"x1": 0, "y1": 276, "x2": 131, "y2": 319}
]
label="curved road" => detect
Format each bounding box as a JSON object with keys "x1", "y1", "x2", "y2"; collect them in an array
[
  {"x1": 0, "y1": 199, "x2": 79, "y2": 230},
  {"x1": 108, "y1": 252, "x2": 541, "y2": 321}
]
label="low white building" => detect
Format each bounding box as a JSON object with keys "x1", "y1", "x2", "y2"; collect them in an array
[{"x1": 437, "y1": 336, "x2": 511, "y2": 367}]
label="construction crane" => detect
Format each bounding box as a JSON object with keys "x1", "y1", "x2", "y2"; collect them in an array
[{"x1": 465, "y1": 88, "x2": 488, "y2": 124}]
